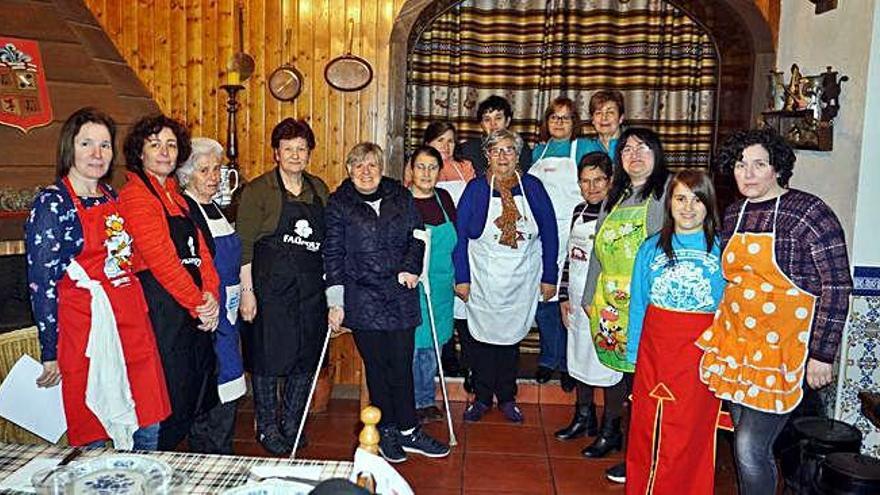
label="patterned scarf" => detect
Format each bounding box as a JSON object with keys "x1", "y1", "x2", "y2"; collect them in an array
[{"x1": 493, "y1": 173, "x2": 522, "y2": 249}]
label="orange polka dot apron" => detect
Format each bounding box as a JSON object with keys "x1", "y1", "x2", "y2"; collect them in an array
[{"x1": 697, "y1": 197, "x2": 816, "y2": 414}]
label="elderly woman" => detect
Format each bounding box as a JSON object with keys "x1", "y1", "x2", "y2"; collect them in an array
[
  {"x1": 26, "y1": 107, "x2": 170, "y2": 450},
  {"x1": 236, "y1": 118, "x2": 330, "y2": 455},
  {"x1": 324, "y1": 142, "x2": 449, "y2": 463},
  {"x1": 580, "y1": 127, "x2": 669, "y2": 483},
  {"x1": 406, "y1": 145, "x2": 457, "y2": 423},
  {"x1": 176, "y1": 137, "x2": 246, "y2": 454},
  {"x1": 529, "y1": 96, "x2": 593, "y2": 387},
  {"x1": 120, "y1": 114, "x2": 220, "y2": 451},
  {"x1": 453, "y1": 129, "x2": 558, "y2": 423},
  {"x1": 697, "y1": 128, "x2": 853, "y2": 495},
  {"x1": 583, "y1": 90, "x2": 625, "y2": 156}
]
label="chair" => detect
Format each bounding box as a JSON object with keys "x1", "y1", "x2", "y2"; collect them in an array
[{"x1": 0, "y1": 326, "x2": 59, "y2": 445}]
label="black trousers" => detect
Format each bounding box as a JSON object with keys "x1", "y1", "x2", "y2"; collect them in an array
[
  {"x1": 188, "y1": 400, "x2": 238, "y2": 454},
  {"x1": 353, "y1": 328, "x2": 418, "y2": 431},
  {"x1": 603, "y1": 372, "x2": 634, "y2": 421},
  {"x1": 442, "y1": 318, "x2": 474, "y2": 371},
  {"x1": 469, "y1": 338, "x2": 519, "y2": 405}
]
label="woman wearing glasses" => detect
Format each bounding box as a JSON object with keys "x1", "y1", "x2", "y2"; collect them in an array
[
  {"x1": 581, "y1": 127, "x2": 669, "y2": 483},
  {"x1": 529, "y1": 96, "x2": 593, "y2": 388},
  {"x1": 453, "y1": 129, "x2": 558, "y2": 423}
]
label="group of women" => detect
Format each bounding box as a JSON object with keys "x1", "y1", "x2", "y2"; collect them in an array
[{"x1": 27, "y1": 93, "x2": 853, "y2": 494}]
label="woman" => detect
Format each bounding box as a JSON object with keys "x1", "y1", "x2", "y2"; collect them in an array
[
  {"x1": 453, "y1": 129, "x2": 558, "y2": 423},
  {"x1": 324, "y1": 142, "x2": 449, "y2": 463},
  {"x1": 423, "y1": 122, "x2": 475, "y2": 387},
  {"x1": 407, "y1": 145, "x2": 457, "y2": 423},
  {"x1": 458, "y1": 95, "x2": 534, "y2": 175},
  {"x1": 625, "y1": 170, "x2": 726, "y2": 494},
  {"x1": 120, "y1": 114, "x2": 220, "y2": 451},
  {"x1": 177, "y1": 137, "x2": 246, "y2": 454},
  {"x1": 26, "y1": 107, "x2": 170, "y2": 450},
  {"x1": 580, "y1": 127, "x2": 669, "y2": 482},
  {"x1": 697, "y1": 128, "x2": 853, "y2": 495},
  {"x1": 237, "y1": 118, "x2": 330, "y2": 455},
  {"x1": 529, "y1": 96, "x2": 592, "y2": 387},
  {"x1": 554, "y1": 152, "x2": 622, "y2": 449},
  {"x1": 583, "y1": 90, "x2": 625, "y2": 157}
]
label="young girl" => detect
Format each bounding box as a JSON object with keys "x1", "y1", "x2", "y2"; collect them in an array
[{"x1": 625, "y1": 170, "x2": 727, "y2": 494}]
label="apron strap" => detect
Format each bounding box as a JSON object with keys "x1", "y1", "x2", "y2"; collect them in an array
[{"x1": 434, "y1": 190, "x2": 451, "y2": 224}]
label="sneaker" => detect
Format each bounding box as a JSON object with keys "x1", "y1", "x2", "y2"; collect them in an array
[
  {"x1": 257, "y1": 431, "x2": 292, "y2": 456},
  {"x1": 499, "y1": 401, "x2": 524, "y2": 423},
  {"x1": 416, "y1": 406, "x2": 445, "y2": 424},
  {"x1": 399, "y1": 427, "x2": 450, "y2": 458},
  {"x1": 463, "y1": 401, "x2": 490, "y2": 422},
  {"x1": 378, "y1": 427, "x2": 406, "y2": 464},
  {"x1": 606, "y1": 462, "x2": 626, "y2": 484}
]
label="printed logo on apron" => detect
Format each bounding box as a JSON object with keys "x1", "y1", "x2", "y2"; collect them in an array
[
  {"x1": 102, "y1": 212, "x2": 134, "y2": 281},
  {"x1": 180, "y1": 235, "x2": 202, "y2": 267},
  {"x1": 282, "y1": 219, "x2": 321, "y2": 252}
]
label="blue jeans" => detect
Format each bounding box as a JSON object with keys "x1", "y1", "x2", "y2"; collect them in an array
[
  {"x1": 730, "y1": 403, "x2": 790, "y2": 495},
  {"x1": 82, "y1": 422, "x2": 161, "y2": 451},
  {"x1": 535, "y1": 301, "x2": 567, "y2": 370},
  {"x1": 412, "y1": 347, "x2": 438, "y2": 409}
]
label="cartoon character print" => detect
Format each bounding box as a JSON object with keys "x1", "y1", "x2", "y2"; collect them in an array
[
  {"x1": 595, "y1": 306, "x2": 621, "y2": 351},
  {"x1": 103, "y1": 212, "x2": 133, "y2": 279}
]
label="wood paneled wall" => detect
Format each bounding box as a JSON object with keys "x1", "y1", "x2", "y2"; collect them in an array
[{"x1": 83, "y1": 0, "x2": 407, "y2": 188}]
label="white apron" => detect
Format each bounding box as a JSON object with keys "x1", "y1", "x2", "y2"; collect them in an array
[
  {"x1": 437, "y1": 164, "x2": 469, "y2": 320},
  {"x1": 528, "y1": 140, "x2": 583, "y2": 301},
  {"x1": 467, "y1": 173, "x2": 542, "y2": 345},
  {"x1": 565, "y1": 207, "x2": 623, "y2": 386}
]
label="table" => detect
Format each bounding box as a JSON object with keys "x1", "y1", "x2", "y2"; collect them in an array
[{"x1": 0, "y1": 442, "x2": 352, "y2": 494}]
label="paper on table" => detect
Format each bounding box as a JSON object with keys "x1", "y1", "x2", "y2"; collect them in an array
[
  {"x1": 0, "y1": 456, "x2": 62, "y2": 493},
  {"x1": 0, "y1": 355, "x2": 67, "y2": 442},
  {"x1": 350, "y1": 448, "x2": 414, "y2": 495}
]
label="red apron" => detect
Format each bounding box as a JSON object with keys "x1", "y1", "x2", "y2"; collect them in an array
[
  {"x1": 56, "y1": 178, "x2": 170, "y2": 446},
  {"x1": 626, "y1": 305, "x2": 723, "y2": 495}
]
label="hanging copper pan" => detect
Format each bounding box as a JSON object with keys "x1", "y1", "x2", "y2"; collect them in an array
[
  {"x1": 324, "y1": 20, "x2": 373, "y2": 92},
  {"x1": 268, "y1": 29, "x2": 303, "y2": 101}
]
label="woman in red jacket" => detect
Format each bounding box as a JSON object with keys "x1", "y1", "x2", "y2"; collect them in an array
[{"x1": 119, "y1": 114, "x2": 220, "y2": 451}]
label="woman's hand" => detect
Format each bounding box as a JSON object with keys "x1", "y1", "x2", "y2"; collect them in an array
[
  {"x1": 541, "y1": 283, "x2": 556, "y2": 301},
  {"x1": 240, "y1": 290, "x2": 257, "y2": 322},
  {"x1": 806, "y1": 358, "x2": 834, "y2": 389},
  {"x1": 329, "y1": 306, "x2": 345, "y2": 331},
  {"x1": 36, "y1": 361, "x2": 61, "y2": 388},
  {"x1": 196, "y1": 292, "x2": 219, "y2": 332},
  {"x1": 582, "y1": 303, "x2": 593, "y2": 316},
  {"x1": 455, "y1": 283, "x2": 470, "y2": 302},
  {"x1": 398, "y1": 272, "x2": 420, "y2": 289},
  {"x1": 560, "y1": 300, "x2": 571, "y2": 329}
]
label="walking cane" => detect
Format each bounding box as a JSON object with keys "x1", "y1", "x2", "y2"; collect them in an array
[
  {"x1": 290, "y1": 324, "x2": 333, "y2": 460},
  {"x1": 414, "y1": 229, "x2": 458, "y2": 446}
]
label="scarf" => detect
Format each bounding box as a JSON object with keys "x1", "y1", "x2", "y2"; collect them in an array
[{"x1": 493, "y1": 173, "x2": 522, "y2": 249}]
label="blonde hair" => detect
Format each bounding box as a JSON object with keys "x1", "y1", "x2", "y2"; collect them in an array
[{"x1": 345, "y1": 142, "x2": 385, "y2": 172}]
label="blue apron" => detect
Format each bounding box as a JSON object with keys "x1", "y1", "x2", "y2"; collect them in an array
[{"x1": 414, "y1": 192, "x2": 457, "y2": 350}]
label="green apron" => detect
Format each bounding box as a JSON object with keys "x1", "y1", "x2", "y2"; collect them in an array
[
  {"x1": 414, "y1": 192, "x2": 457, "y2": 349},
  {"x1": 588, "y1": 196, "x2": 650, "y2": 372}
]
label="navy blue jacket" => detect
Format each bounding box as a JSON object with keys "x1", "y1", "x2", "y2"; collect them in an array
[{"x1": 323, "y1": 177, "x2": 425, "y2": 331}]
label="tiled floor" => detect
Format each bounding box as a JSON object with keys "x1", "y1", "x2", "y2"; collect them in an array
[{"x1": 231, "y1": 395, "x2": 739, "y2": 494}]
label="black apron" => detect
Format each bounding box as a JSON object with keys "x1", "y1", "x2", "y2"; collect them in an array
[
  {"x1": 250, "y1": 169, "x2": 328, "y2": 376},
  {"x1": 136, "y1": 173, "x2": 217, "y2": 450}
]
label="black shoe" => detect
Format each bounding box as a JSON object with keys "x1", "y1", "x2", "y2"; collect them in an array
[
  {"x1": 399, "y1": 426, "x2": 450, "y2": 458},
  {"x1": 560, "y1": 372, "x2": 577, "y2": 393},
  {"x1": 378, "y1": 427, "x2": 406, "y2": 463},
  {"x1": 535, "y1": 366, "x2": 554, "y2": 384},
  {"x1": 554, "y1": 404, "x2": 597, "y2": 440},
  {"x1": 463, "y1": 369, "x2": 475, "y2": 394},
  {"x1": 257, "y1": 431, "x2": 292, "y2": 456},
  {"x1": 281, "y1": 430, "x2": 309, "y2": 451},
  {"x1": 581, "y1": 417, "x2": 622, "y2": 458},
  {"x1": 605, "y1": 462, "x2": 626, "y2": 483}
]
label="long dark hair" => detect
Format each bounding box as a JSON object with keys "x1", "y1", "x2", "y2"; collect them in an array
[
  {"x1": 605, "y1": 127, "x2": 669, "y2": 212},
  {"x1": 658, "y1": 169, "x2": 719, "y2": 264}
]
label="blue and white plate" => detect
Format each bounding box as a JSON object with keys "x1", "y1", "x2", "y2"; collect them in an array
[
  {"x1": 221, "y1": 480, "x2": 313, "y2": 495},
  {"x1": 66, "y1": 455, "x2": 178, "y2": 494}
]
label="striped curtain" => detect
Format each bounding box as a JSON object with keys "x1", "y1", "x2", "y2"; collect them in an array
[{"x1": 406, "y1": 0, "x2": 718, "y2": 168}]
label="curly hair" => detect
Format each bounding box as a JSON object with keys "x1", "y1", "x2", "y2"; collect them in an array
[
  {"x1": 476, "y1": 95, "x2": 513, "y2": 121},
  {"x1": 123, "y1": 114, "x2": 191, "y2": 172},
  {"x1": 271, "y1": 118, "x2": 315, "y2": 150},
  {"x1": 714, "y1": 127, "x2": 795, "y2": 187},
  {"x1": 57, "y1": 107, "x2": 117, "y2": 180}
]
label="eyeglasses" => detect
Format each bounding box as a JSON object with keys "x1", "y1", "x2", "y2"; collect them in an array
[
  {"x1": 579, "y1": 177, "x2": 609, "y2": 187},
  {"x1": 548, "y1": 114, "x2": 573, "y2": 123},
  {"x1": 413, "y1": 163, "x2": 439, "y2": 172},
  {"x1": 488, "y1": 146, "x2": 517, "y2": 157},
  {"x1": 621, "y1": 143, "x2": 651, "y2": 157}
]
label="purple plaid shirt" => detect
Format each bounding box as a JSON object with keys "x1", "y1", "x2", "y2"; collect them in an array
[{"x1": 721, "y1": 189, "x2": 852, "y2": 363}]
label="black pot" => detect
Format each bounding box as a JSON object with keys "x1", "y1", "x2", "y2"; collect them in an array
[{"x1": 814, "y1": 453, "x2": 880, "y2": 494}]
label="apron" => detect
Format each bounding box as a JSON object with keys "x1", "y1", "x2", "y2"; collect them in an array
[
  {"x1": 589, "y1": 195, "x2": 651, "y2": 373},
  {"x1": 466, "y1": 173, "x2": 542, "y2": 345},
  {"x1": 565, "y1": 205, "x2": 623, "y2": 386},
  {"x1": 529, "y1": 140, "x2": 583, "y2": 299},
  {"x1": 251, "y1": 169, "x2": 327, "y2": 376},
  {"x1": 697, "y1": 197, "x2": 817, "y2": 414},
  {"x1": 627, "y1": 306, "x2": 722, "y2": 495},
  {"x1": 136, "y1": 175, "x2": 216, "y2": 450},
  {"x1": 436, "y1": 163, "x2": 469, "y2": 320},
  {"x1": 188, "y1": 195, "x2": 246, "y2": 404},
  {"x1": 414, "y1": 192, "x2": 457, "y2": 349},
  {"x1": 57, "y1": 178, "x2": 170, "y2": 446}
]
